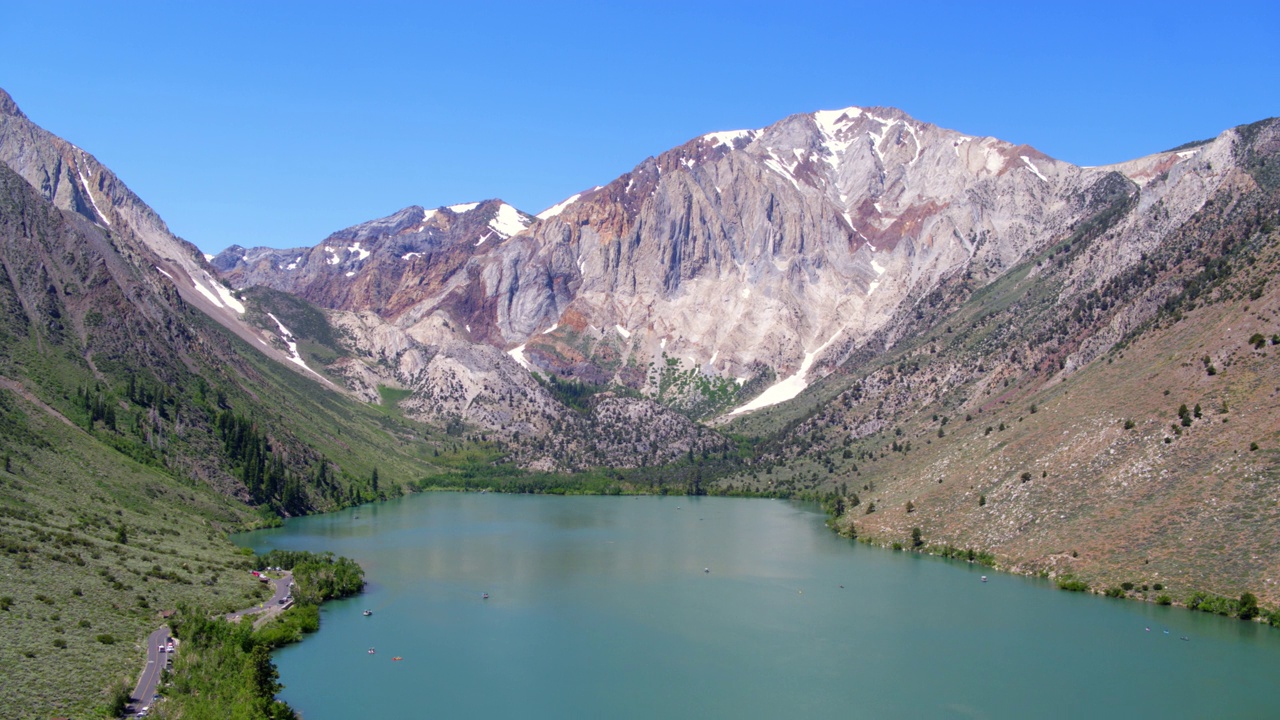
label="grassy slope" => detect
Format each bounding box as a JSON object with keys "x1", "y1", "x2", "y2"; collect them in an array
[
  {"x1": 831, "y1": 292, "x2": 1280, "y2": 604},
  {"x1": 0, "y1": 318, "x2": 474, "y2": 718},
  {"x1": 0, "y1": 390, "x2": 269, "y2": 719},
  {"x1": 192, "y1": 307, "x2": 445, "y2": 490},
  {"x1": 0, "y1": 282, "x2": 467, "y2": 718}
]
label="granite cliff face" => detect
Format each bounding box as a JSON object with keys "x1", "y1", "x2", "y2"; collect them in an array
[{"x1": 489, "y1": 108, "x2": 1113, "y2": 401}]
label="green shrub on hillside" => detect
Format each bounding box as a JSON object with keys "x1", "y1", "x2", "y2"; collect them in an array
[
  {"x1": 1055, "y1": 576, "x2": 1089, "y2": 592},
  {"x1": 1187, "y1": 591, "x2": 1238, "y2": 616}
]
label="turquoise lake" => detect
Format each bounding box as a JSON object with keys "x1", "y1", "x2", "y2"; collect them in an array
[{"x1": 235, "y1": 493, "x2": 1280, "y2": 719}]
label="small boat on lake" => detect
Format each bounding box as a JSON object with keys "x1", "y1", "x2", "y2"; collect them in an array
[
  {"x1": 367, "y1": 648, "x2": 376, "y2": 654},
  {"x1": 482, "y1": 592, "x2": 490, "y2": 599},
  {"x1": 981, "y1": 576, "x2": 988, "y2": 582},
  {"x1": 363, "y1": 609, "x2": 373, "y2": 616}
]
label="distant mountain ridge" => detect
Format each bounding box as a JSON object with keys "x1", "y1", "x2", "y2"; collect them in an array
[{"x1": 213, "y1": 199, "x2": 535, "y2": 329}]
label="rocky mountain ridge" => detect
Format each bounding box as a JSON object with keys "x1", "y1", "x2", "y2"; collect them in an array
[
  {"x1": 0, "y1": 89, "x2": 321, "y2": 383},
  {"x1": 217, "y1": 104, "x2": 1240, "y2": 434}
]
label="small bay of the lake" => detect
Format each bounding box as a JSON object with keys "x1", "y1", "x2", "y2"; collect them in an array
[{"x1": 235, "y1": 493, "x2": 1280, "y2": 719}]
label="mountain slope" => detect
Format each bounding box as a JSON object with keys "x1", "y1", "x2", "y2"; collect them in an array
[
  {"x1": 0, "y1": 87, "x2": 508, "y2": 717},
  {"x1": 716, "y1": 117, "x2": 1280, "y2": 605}
]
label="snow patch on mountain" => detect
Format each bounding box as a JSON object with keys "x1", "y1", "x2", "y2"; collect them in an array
[
  {"x1": 537, "y1": 193, "x2": 581, "y2": 220},
  {"x1": 726, "y1": 329, "x2": 843, "y2": 416},
  {"x1": 814, "y1": 108, "x2": 863, "y2": 162},
  {"x1": 1020, "y1": 155, "x2": 1048, "y2": 183},
  {"x1": 814, "y1": 107, "x2": 862, "y2": 135},
  {"x1": 416, "y1": 209, "x2": 438, "y2": 231},
  {"x1": 77, "y1": 169, "x2": 110, "y2": 226},
  {"x1": 449, "y1": 202, "x2": 479, "y2": 214},
  {"x1": 703, "y1": 129, "x2": 755, "y2": 147},
  {"x1": 508, "y1": 344, "x2": 530, "y2": 369},
  {"x1": 213, "y1": 277, "x2": 245, "y2": 313},
  {"x1": 266, "y1": 312, "x2": 320, "y2": 375},
  {"x1": 190, "y1": 269, "x2": 245, "y2": 314},
  {"x1": 763, "y1": 149, "x2": 803, "y2": 191},
  {"x1": 489, "y1": 203, "x2": 530, "y2": 237},
  {"x1": 905, "y1": 123, "x2": 922, "y2": 164}
]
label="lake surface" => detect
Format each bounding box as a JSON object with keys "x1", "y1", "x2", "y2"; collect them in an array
[{"x1": 236, "y1": 493, "x2": 1280, "y2": 719}]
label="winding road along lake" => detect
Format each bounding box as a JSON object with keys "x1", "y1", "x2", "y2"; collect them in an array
[{"x1": 236, "y1": 493, "x2": 1280, "y2": 719}]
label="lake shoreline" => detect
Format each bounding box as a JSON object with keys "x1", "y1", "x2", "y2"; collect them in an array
[{"x1": 396, "y1": 482, "x2": 1280, "y2": 630}]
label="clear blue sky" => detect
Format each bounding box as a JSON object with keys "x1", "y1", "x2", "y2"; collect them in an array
[{"x1": 2, "y1": 1, "x2": 1277, "y2": 254}]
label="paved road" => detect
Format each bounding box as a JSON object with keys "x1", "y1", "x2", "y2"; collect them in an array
[
  {"x1": 226, "y1": 571, "x2": 293, "y2": 622},
  {"x1": 127, "y1": 624, "x2": 170, "y2": 716},
  {"x1": 126, "y1": 572, "x2": 293, "y2": 716}
]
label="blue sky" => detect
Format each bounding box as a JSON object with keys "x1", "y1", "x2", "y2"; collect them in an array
[{"x1": 2, "y1": 1, "x2": 1277, "y2": 254}]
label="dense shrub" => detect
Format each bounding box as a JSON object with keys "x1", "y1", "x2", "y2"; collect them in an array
[
  {"x1": 1056, "y1": 576, "x2": 1089, "y2": 592},
  {"x1": 256, "y1": 550, "x2": 364, "y2": 605}
]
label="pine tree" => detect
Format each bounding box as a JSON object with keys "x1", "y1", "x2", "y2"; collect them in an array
[{"x1": 249, "y1": 644, "x2": 281, "y2": 702}]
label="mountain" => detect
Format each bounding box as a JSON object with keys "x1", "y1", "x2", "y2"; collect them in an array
[{"x1": 218, "y1": 105, "x2": 1238, "y2": 425}]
